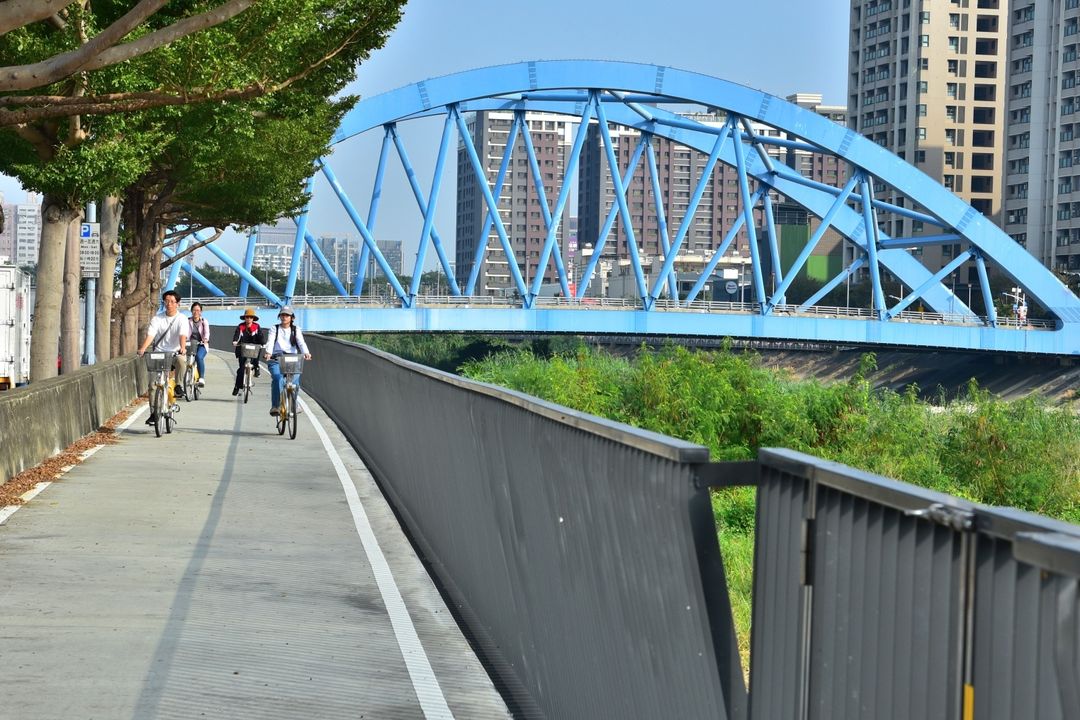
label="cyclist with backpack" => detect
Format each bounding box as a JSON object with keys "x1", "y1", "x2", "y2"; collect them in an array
[{"x1": 262, "y1": 306, "x2": 311, "y2": 416}]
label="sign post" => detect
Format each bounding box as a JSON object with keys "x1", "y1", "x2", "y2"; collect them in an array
[{"x1": 80, "y1": 220, "x2": 100, "y2": 364}]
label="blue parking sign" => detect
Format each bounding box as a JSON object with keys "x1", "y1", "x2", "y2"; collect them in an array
[{"x1": 80, "y1": 223, "x2": 92, "y2": 239}]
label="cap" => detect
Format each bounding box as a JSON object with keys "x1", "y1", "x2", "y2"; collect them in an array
[{"x1": 278, "y1": 306, "x2": 295, "y2": 317}]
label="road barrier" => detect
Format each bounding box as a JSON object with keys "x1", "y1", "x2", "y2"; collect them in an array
[
  {"x1": 207, "y1": 327, "x2": 1079, "y2": 719},
  {"x1": 0, "y1": 356, "x2": 146, "y2": 484},
  {"x1": 748, "y1": 449, "x2": 1080, "y2": 720}
]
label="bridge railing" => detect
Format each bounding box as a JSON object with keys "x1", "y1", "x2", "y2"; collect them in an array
[
  {"x1": 749, "y1": 449, "x2": 1080, "y2": 720},
  {"x1": 293, "y1": 332, "x2": 747, "y2": 720},
  {"x1": 206, "y1": 328, "x2": 1079, "y2": 718},
  {"x1": 191, "y1": 296, "x2": 1057, "y2": 330}
]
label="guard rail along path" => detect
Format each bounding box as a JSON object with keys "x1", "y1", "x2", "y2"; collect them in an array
[{"x1": 300, "y1": 333, "x2": 1080, "y2": 720}]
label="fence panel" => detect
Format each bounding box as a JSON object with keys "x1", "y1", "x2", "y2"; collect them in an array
[
  {"x1": 299, "y1": 334, "x2": 746, "y2": 720},
  {"x1": 752, "y1": 449, "x2": 1080, "y2": 720}
]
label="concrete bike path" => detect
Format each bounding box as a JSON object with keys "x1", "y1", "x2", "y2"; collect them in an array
[{"x1": 0, "y1": 350, "x2": 509, "y2": 720}]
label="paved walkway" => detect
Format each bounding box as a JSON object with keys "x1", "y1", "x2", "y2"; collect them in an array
[{"x1": 0, "y1": 351, "x2": 510, "y2": 720}]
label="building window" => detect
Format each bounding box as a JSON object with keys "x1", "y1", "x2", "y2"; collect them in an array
[
  {"x1": 917, "y1": 127, "x2": 927, "y2": 140},
  {"x1": 915, "y1": 150, "x2": 927, "y2": 163},
  {"x1": 918, "y1": 80, "x2": 928, "y2": 93},
  {"x1": 920, "y1": 34, "x2": 930, "y2": 47},
  {"x1": 920, "y1": 11, "x2": 930, "y2": 23},
  {"x1": 917, "y1": 104, "x2": 928, "y2": 116}
]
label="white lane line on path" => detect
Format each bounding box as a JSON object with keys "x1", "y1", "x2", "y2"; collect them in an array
[
  {"x1": 0, "y1": 404, "x2": 148, "y2": 526},
  {"x1": 299, "y1": 396, "x2": 455, "y2": 720}
]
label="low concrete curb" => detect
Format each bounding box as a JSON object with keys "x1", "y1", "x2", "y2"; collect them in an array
[{"x1": 0, "y1": 356, "x2": 147, "y2": 483}]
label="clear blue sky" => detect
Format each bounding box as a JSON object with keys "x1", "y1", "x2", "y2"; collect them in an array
[{"x1": 1, "y1": 0, "x2": 851, "y2": 269}]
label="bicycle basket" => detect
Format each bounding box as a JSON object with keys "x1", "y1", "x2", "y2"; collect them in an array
[
  {"x1": 144, "y1": 351, "x2": 173, "y2": 372},
  {"x1": 279, "y1": 353, "x2": 304, "y2": 374},
  {"x1": 240, "y1": 343, "x2": 262, "y2": 359},
  {"x1": 187, "y1": 339, "x2": 199, "y2": 355}
]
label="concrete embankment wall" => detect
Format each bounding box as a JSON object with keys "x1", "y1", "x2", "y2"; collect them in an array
[{"x1": 0, "y1": 356, "x2": 146, "y2": 484}]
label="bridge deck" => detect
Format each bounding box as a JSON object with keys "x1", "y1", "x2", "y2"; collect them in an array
[{"x1": 0, "y1": 351, "x2": 509, "y2": 719}]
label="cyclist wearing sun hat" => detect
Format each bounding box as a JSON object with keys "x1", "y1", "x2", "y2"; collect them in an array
[
  {"x1": 232, "y1": 307, "x2": 264, "y2": 396},
  {"x1": 262, "y1": 306, "x2": 311, "y2": 416}
]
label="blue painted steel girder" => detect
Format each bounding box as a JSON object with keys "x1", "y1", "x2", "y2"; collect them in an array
[
  {"x1": 322, "y1": 60, "x2": 1080, "y2": 353},
  {"x1": 201, "y1": 306, "x2": 1074, "y2": 354}
]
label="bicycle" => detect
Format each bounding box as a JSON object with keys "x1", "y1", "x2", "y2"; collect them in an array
[
  {"x1": 181, "y1": 340, "x2": 201, "y2": 402},
  {"x1": 144, "y1": 350, "x2": 178, "y2": 437},
  {"x1": 238, "y1": 342, "x2": 261, "y2": 404},
  {"x1": 275, "y1": 353, "x2": 304, "y2": 440}
]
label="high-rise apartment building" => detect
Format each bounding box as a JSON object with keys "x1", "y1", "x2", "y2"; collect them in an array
[
  {"x1": 253, "y1": 218, "x2": 296, "y2": 275},
  {"x1": 848, "y1": 0, "x2": 1008, "y2": 271},
  {"x1": 577, "y1": 100, "x2": 847, "y2": 296},
  {"x1": 1003, "y1": 2, "x2": 1080, "y2": 272},
  {"x1": 456, "y1": 111, "x2": 573, "y2": 295},
  {"x1": 301, "y1": 234, "x2": 360, "y2": 288},
  {"x1": 0, "y1": 193, "x2": 14, "y2": 263},
  {"x1": 13, "y1": 197, "x2": 42, "y2": 268}
]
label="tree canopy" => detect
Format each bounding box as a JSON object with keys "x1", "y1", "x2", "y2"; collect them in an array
[{"x1": 0, "y1": 0, "x2": 407, "y2": 378}]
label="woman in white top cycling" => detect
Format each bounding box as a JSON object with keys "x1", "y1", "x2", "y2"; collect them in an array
[{"x1": 262, "y1": 306, "x2": 312, "y2": 416}]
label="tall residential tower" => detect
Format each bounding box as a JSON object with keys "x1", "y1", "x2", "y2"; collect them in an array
[
  {"x1": 1002, "y1": 2, "x2": 1080, "y2": 273},
  {"x1": 848, "y1": 0, "x2": 1008, "y2": 273}
]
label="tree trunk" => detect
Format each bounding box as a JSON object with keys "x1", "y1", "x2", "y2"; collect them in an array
[
  {"x1": 28, "y1": 194, "x2": 79, "y2": 381},
  {"x1": 115, "y1": 195, "x2": 161, "y2": 355},
  {"x1": 60, "y1": 215, "x2": 82, "y2": 373},
  {"x1": 97, "y1": 195, "x2": 121, "y2": 362}
]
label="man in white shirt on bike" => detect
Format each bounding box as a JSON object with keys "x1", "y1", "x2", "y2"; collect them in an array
[{"x1": 137, "y1": 290, "x2": 189, "y2": 424}]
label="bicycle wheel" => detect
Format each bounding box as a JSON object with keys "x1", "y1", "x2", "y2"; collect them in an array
[
  {"x1": 152, "y1": 387, "x2": 164, "y2": 438},
  {"x1": 287, "y1": 387, "x2": 298, "y2": 440},
  {"x1": 193, "y1": 377, "x2": 201, "y2": 401},
  {"x1": 165, "y1": 410, "x2": 174, "y2": 434},
  {"x1": 183, "y1": 367, "x2": 194, "y2": 402},
  {"x1": 276, "y1": 401, "x2": 286, "y2": 435},
  {"x1": 243, "y1": 365, "x2": 252, "y2": 404}
]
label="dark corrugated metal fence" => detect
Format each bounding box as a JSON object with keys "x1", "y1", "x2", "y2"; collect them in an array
[
  {"x1": 300, "y1": 335, "x2": 747, "y2": 720},
  {"x1": 211, "y1": 326, "x2": 1080, "y2": 719},
  {"x1": 751, "y1": 449, "x2": 1080, "y2": 720}
]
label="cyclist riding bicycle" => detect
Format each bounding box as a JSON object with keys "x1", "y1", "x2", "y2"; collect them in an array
[
  {"x1": 232, "y1": 308, "x2": 264, "y2": 396},
  {"x1": 188, "y1": 302, "x2": 210, "y2": 387},
  {"x1": 137, "y1": 290, "x2": 189, "y2": 425},
  {"x1": 263, "y1": 306, "x2": 311, "y2": 417}
]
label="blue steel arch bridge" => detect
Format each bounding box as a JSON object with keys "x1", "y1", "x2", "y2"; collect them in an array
[{"x1": 169, "y1": 60, "x2": 1080, "y2": 355}]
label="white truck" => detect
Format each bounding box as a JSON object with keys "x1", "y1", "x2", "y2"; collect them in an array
[{"x1": 0, "y1": 264, "x2": 31, "y2": 390}]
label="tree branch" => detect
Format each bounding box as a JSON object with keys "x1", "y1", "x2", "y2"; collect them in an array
[
  {"x1": 0, "y1": 22, "x2": 368, "y2": 126},
  {"x1": 0, "y1": 0, "x2": 73, "y2": 36},
  {"x1": 81, "y1": 0, "x2": 254, "y2": 74},
  {"x1": 0, "y1": 0, "x2": 171, "y2": 92},
  {"x1": 0, "y1": 0, "x2": 254, "y2": 93},
  {"x1": 160, "y1": 228, "x2": 223, "y2": 269}
]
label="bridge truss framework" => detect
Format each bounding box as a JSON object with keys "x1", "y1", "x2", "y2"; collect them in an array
[{"x1": 173, "y1": 60, "x2": 1080, "y2": 355}]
